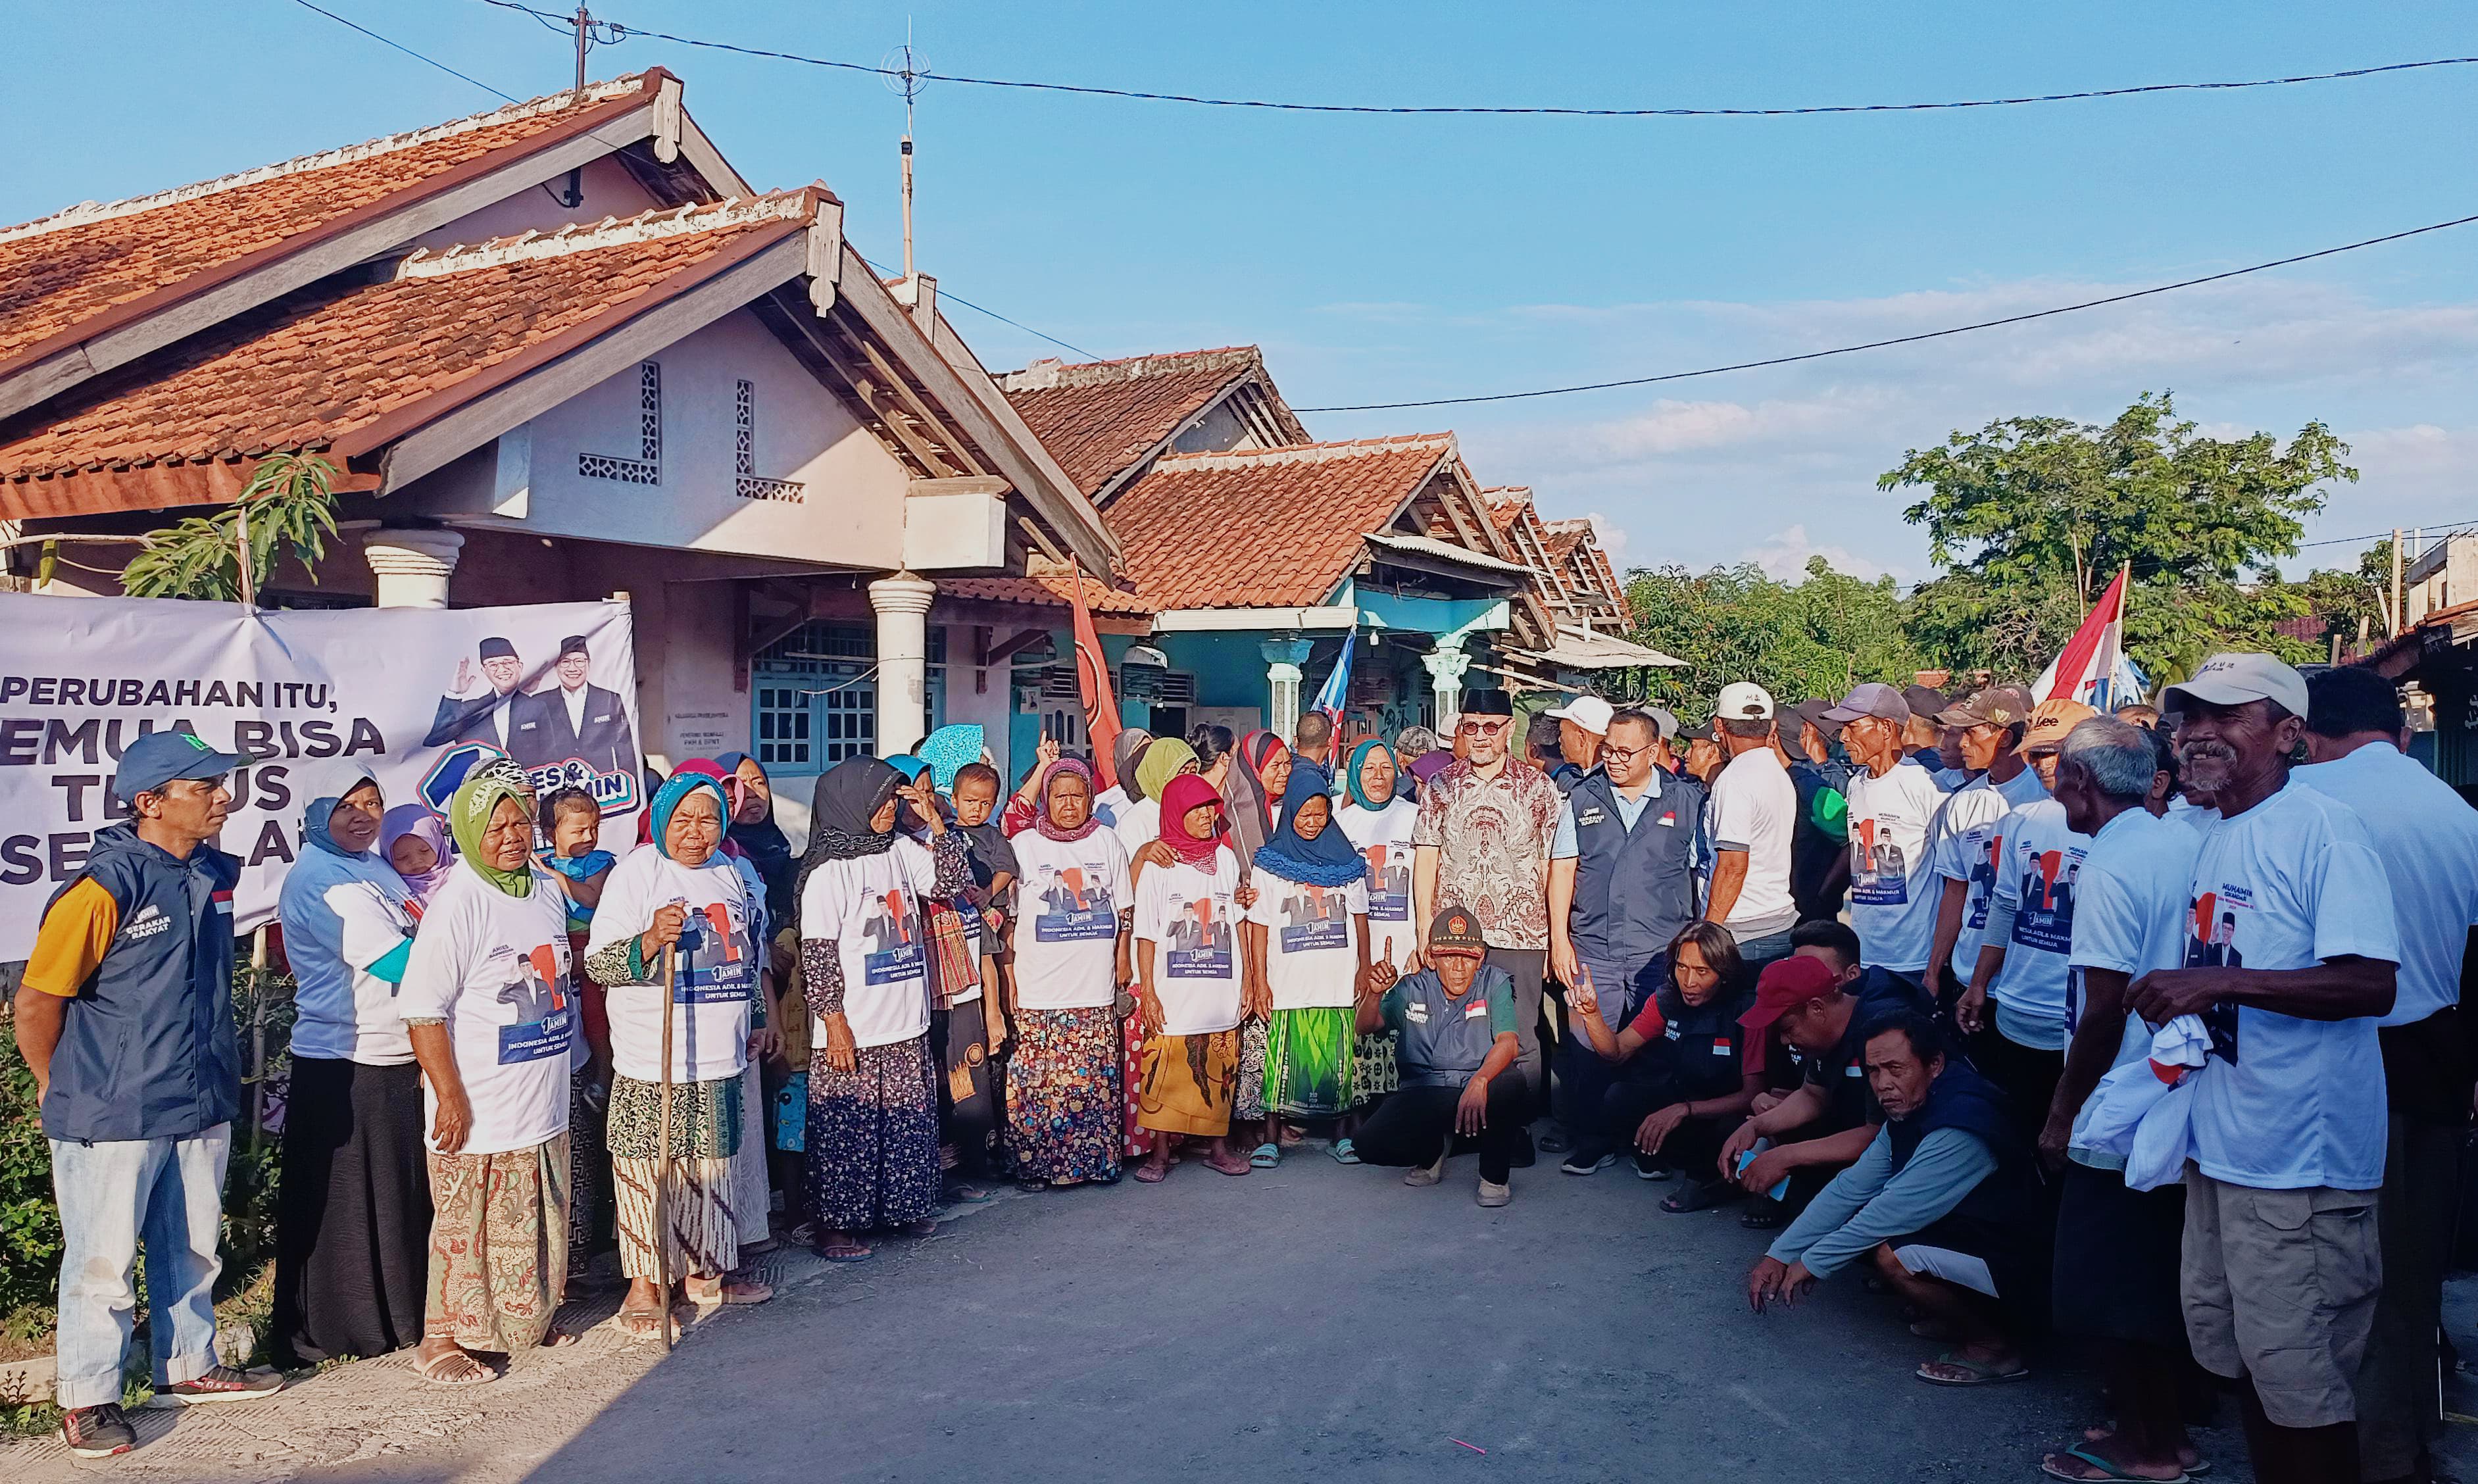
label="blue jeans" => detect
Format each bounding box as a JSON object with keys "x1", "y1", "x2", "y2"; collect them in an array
[
  {"x1": 49, "y1": 1124, "x2": 232, "y2": 1407},
  {"x1": 1731, "y1": 926, "x2": 1797, "y2": 977}
]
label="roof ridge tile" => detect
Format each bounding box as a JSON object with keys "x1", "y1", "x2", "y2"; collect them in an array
[
  {"x1": 994, "y1": 345, "x2": 1258, "y2": 392},
  {"x1": 0, "y1": 73, "x2": 658, "y2": 246},
  {"x1": 1151, "y1": 433, "x2": 1453, "y2": 474},
  {"x1": 393, "y1": 190, "x2": 811, "y2": 279}
]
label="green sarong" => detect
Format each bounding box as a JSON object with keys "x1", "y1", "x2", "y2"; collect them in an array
[{"x1": 1264, "y1": 1006, "x2": 1356, "y2": 1118}]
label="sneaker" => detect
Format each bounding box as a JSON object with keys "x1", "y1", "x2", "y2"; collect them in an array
[
  {"x1": 150, "y1": 1365, "x2": 283, "y2": 1407},
  {"x1": 1633, "y1": 1152, "x2": 1675, "y2": 1181},
  {"x1": 62, "y1": 1402, "x2": 136, "y2": 1457},
  {"x1": 1402, "y1": 1149, "x2": 1449, "y2": 1187},
  {"x1": 1560, "y1": 1151, "x2": 1618, "y2": 1176},
  {"x1": 1475, "y1": 1179, "x2": 1512, "y2": 1208}
]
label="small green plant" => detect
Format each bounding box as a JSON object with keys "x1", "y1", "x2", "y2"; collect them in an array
[{"x1": 121, "y1": 451, "x2": 341, "y2": 603}]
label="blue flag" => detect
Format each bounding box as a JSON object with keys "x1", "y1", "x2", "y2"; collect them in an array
[{"x1": 1310, "y1": 630, "x2": 1355, "y2": 721}]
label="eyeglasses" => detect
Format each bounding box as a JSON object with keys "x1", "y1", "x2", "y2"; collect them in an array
[
  {"x1": 1456, "y1": 718, "x2": 1510, "y2": 737},
  {"x1": 1600, "y1": 741, "x2": 1657, "y2": 764}
]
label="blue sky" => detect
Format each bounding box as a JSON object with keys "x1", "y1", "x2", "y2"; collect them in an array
[{"x1": 11, "y1": 1, "x2": 2476, "y2": 583}]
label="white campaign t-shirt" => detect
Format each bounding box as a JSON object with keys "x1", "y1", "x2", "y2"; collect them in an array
[
  {"x1": 1985, "y1": 797, "x2": 2092, "y2": 1051},
  {"x1": 1706, "y1": 747, "x2": 1799, "y2": 939},
  {"x1": 1845, "y1": 758, "x2": 1949, "y2": 972},
  {"x1": 2064, "y1": 806, "x2": 2205, "y2": 1163},
  {"x1": 587, "y1": 846, "x2": 757, "y2": 1084},
  {"x1": 397, "y1": 866, "x2": 578, "y2": 1156},
  {"x1": 1245, "y1": 872, "x2": 1369, "y2": 1010},
  {"x1": 800, "y1": 839, "x2": 943, "y2": 1049},
  {"x1": 2295, "y1": 742, "x2": 2478, "y2": 1027},
  {"x1": 2166, "y1": 795, "x2": 2217, "y2": 835},
  {"x1": 1133, "y1": 847, "x2": 1246, "y2": 1035},
  {"x1": 1337, "y1": 796, "x2": 1420, "y2": 971},
  {"x1": 1929, "y1": 766, "x2": 2048, "y2": 988},
  {"x1": 1010, "y1": 827, "x2": 1131, "y2": 1011},
  {"x1": 1114, "y1": 796, "x2": 1162, "y2": 859},
  {"x1": 2183, "y1": 781, "x2": 2401, "y2": 1191},
  {"x1": 280, "y1": 845, "x2": 418, "y2": 1065}
]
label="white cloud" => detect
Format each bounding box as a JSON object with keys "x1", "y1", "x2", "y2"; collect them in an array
[
  {"x1": 1742, "y1": 525, "x2": 1904, "y2": 584},
  {"x1": 1582, "y1": 512, "x2": 1628, "y2": 562}
]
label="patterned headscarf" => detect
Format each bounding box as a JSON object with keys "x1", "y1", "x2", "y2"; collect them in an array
[
  {"x1": 449, "y1": 762, "x2": 537, "y2": 897},
  {"x1": 1343, "y1": 741, "x2": 1399, "y2": 811},
  {"x1": 1154, "y1": 774, "x2": 1226, "y2": 868},
  {"x1": 1251, "y1": 761, "x2": 1367, "y2": 887},
  {"x1": 1134, "y1": 737, "x2": 1197, "y2": 808},
  {"x1": 1033, "y1": 755, "x2": 1103, "y2": 843},
  {"x1": 916, "y1": 724, "x2": 985, "y2": 795},
  {"x1": 650, "y1": 771, "x2": 728, "y2": 866}
]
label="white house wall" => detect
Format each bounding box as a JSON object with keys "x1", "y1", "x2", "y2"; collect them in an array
[{"x1": 410, "y1": 156, "x2": 668, "y2": 252}]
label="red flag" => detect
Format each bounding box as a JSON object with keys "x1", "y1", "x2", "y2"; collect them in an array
[
  {"x1": 2038, "y1": 566, "x2": 2128, "y2": 705},
  {"x1": 1068, "y1": 556, "x2": 1124, "y2": 788}
]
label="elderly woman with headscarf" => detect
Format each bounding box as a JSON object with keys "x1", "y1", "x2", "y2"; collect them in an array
[
  {"x1": 1241, "y1": 763, "x2": 1377, "y2": 1166},
  {"x1": 1129, "y1": 774, "x2": 1256, "y2": 1182},
  {"x1": 381, "y1": 803, "x2": 455, "y2": 918},
  {"x1": 1090, "y1": 728, "x2": 1152, "y2": 829},
  {"x1": 397, "y1": 762, "x2": 580, "y2": 1386},
  {"x1": 1115, "y1": 736, "x2": 1199, "y2": 866},
  {"x1": 1337, "y1": 740, "x2": 1421, "y2": 1112},
  {"x1": 714, "y1": 752, "x2": 796, "y2": 928},
  {"x1": 583, "y1": 772, "x2": 778, "y2": 1336},
  {"x1": 1003, "y1": 755, "x2": 1135, "y2": 1189},
  {"x1": 272, "y1": 764, "x2": 428, "y2": 1367},
  {"x1": 799, "y1": 757, "x2": 968, "y2": 1261}
]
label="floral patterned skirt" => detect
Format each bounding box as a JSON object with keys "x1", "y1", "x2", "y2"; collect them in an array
[
  {"x1": 1005, "y1": 1007, "x2": 1123, "y2": 1185},
  {"x1": 806, "y1": 1034, "x2": 941, "y2": 1232},
  {"x1": 425, "y1": 1134, "x2": 568, "y2": 1353},
  {"x1": 1234, "y1": 1018, "x2": 1270, "y2": 1124}
]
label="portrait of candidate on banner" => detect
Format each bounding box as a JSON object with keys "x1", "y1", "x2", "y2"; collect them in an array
[{"x1": 420, "y1": 629, "x2": 640, "y2": 821}]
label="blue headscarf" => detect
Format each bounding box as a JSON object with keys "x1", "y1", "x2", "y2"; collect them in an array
[
  {"x1": 1251, "y1": 760, "x2": 1367, "y2": 887},
  {"x1": 1341, "y1": 740, "x2": 1398, "y2": 812},
  {"x1": 884, "y1": 754, "x2": 928, "y2": 782},
  {"x1": 649, "y1": 771, "x2": 728, "y2": 862},
  {"x1": 301, "y1": 762, "x2": 380, "y2": 859},
  {"x1": 916, "y1": 724, "x2": 984, "y2": 795}
]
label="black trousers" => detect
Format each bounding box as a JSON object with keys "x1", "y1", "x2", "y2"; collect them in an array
[
  {"x1": 1355, "y1": 1078, "x2": 1531, "y2": 1183},
  {"x1": 1583, "y1": 1072, "x2": 1735, "y2": 1175}
]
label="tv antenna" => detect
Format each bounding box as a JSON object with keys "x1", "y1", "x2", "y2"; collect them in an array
[{"x1": 883, "y1": 25, "x2": 929, "y2": 285}]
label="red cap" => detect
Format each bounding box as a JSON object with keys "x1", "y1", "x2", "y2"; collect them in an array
[{"x1": 1737, "y1": 954, "x2": 1843, "y2": 1035}]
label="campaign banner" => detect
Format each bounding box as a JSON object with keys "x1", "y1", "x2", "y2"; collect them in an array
[{"x1": 0, "y1": 593, "x2": 643, "y2": 960}]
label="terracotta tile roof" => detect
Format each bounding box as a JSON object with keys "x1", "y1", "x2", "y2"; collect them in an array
[
  {"x1": 0, "y1": 193, "x2": 815, "y2": 510},
  {"x1": 1105, "y1": 435, "x2": 1454, "y2": 610},
  {"x1": 1479, "y1": 485, "x2": 1530, "y2": 535},
  {"x1": 0, "y1": 73, "x2": 670, "y2": 372},
  {"x1": 941, "y1": 559, "x2": 1154, "y2": 615},
  {"x1": 996, "y1": 346, "x2": 1265, "y2": 496}
]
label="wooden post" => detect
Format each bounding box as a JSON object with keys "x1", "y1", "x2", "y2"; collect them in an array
[
  {"x1": 2393, "y1": 528, "x2": 2406, "y2": 638},
  {"x1": 655, "y1": 943, "x2": 678, "y2": 1350},
  {"x1": 249, "y1": 926, "x2": 270, "y2": 1141}
]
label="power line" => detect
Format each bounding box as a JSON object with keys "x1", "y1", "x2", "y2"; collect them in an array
[
  {"x1": 1292, "y1": 210, "x2": 2478, "y2": 411},
  {"x1": 292, "y1": 0, "x2": 520, "y2": 103},
  {"x1": 472, "y1": 4, "x2": 2478, "y2": 119}
]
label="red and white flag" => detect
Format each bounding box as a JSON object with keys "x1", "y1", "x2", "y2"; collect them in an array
[
  {"x1": 1067, "y1": 556, "x2": 1124, "y2": 788},
  {"x1": 2033, "y1": 566, "x2": 2139, "y2": 708}
]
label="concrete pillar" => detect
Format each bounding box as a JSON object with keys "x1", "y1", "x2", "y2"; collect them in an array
[
  {"x1": 360, "y1": 528, "x2": 464, "y2": 609},
  {"x1": 870, "y1": 570, "x2": 937, "y2": 758},
  {"x1": 1423, "y1": 642, "x2": 1472, "y2": 731},
  {"x1": 1260, "y1": 637, "x2": 1313, "y2": 745}
]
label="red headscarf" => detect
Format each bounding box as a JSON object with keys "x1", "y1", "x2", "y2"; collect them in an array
[{"x1": 1156, "y1": 773, "x2": 1227, "y2": 867}]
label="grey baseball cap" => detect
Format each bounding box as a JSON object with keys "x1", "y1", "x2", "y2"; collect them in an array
[{"x1": 1821, "y1": 681, "x2": 1910, "y2": 726}]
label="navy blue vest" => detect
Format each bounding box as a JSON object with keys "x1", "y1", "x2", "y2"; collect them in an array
[
  {"x1": 39, "y1": 824, "x2": 241, "y2": 1143},
  {"x1": 1645, "y1": 983, "x2": 1755, "y2": 1101},
  {"x1": 1565, "y1": 769, "x2": 1703, "y2": 967},
  {"x1": 1885, "y1": 1055, "x2": 2036, "y2": 1235}
]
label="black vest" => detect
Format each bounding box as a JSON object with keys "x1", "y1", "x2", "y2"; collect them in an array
[
  {"x1": 1885, "y1": 1056, "x2": 2037, "y2": 1236},
  {"x1": 1645, "y1": 983, "x2": 1755, "y2": 1101},
  {"x1": 1565, "y1": 769, "x2": 1703, "y2": 966}
]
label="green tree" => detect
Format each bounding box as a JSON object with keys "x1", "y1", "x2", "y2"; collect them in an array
[
  {"x1": 1882, "y1": 393, "x2": 2355, "y2": 683},
  {"x1": 120, "y1": 451, "x2": 341, "y2": 603},
  {"x1": 2273, "y1": 538, "x2": 2394, "y2": 663},
  {"x1": 1624, "y1": 556, "x2": 1922, "y2": 716}
]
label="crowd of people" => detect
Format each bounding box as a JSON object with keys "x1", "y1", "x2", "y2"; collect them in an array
[{"x1": 11, "y1": 655, "x2": 2474, "y2": 1484}]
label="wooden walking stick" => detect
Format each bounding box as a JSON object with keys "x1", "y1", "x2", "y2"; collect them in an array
[{"x1": 656, "y1": 940, "x2": 678, "y2": 1351}]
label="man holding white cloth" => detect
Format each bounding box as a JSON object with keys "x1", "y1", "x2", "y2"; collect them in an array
[{"x1": 2129, "y1": 653, "x2": 2400, "y2": 1484}]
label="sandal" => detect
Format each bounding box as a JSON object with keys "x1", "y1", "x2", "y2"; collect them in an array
[
  {"x1": 415, "y1": 1348, "x2": 496, "y2": 1386},
  {"x1": 1739, "y1": 1197, "x2": 1789, "y2": 1229},
  {"x1": 1249, "y1": 1143, "x2": 1281, "y2": 1168},
  {"x1": 2040, "y1": 1444, "x2": 2187, "y2": 1481},
  {"x1": 1203, "y1": 1149, "x2": 1252, "y2": 1176},
  {"x1": 615, "y1": 1306, "x2": 673, "y2": 1341},
  {"x1": 1659, "y1": 1179, "x2": 1736, "y2": 1214},
  {"x1": 900, "y1": 1218, "x2": 938, "y2": 1237},
  {"x1": 1328, "y1": 1137, "x2": 1361, "y2": 1165},
  {"x1": 943, "y1": 1183, "x2": 996, "y2": 1205},
  {"x1": 688, "y1": 1275, "x2": 774, "y2": 1307},
  {"x1": 2081, "y1": 1428, "x2": 2208, "y2": 1477},
  {"x1": 1133, "y1": 1160, "x2": 1170, "y2": 1183},
  {"x1": 1917, "y1": 1351, "x2": 2030, "y2": 1387},
  {"x1": 1014, "y1": 1178, "x2": 1049, "y2": 1194},
  {"x1": 813, "y1": 1237, "x2": 873, "y2": 1262}
]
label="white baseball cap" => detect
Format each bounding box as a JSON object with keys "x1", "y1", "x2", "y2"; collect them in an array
[
  {"x1": 2164, "y1": 651, "x2": 2309, "y2": 720},
  {"x1": 1544, "y1": 694, "x2": 1615, "y2": 735},
  {"x1": 1714, "y1": 681, "x2": 1776, "y2": 722}
]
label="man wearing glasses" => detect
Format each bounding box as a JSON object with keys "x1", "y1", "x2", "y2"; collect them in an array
[{"x1": 1412, "y1": 689, "x2": 1564, "y2": 1121}]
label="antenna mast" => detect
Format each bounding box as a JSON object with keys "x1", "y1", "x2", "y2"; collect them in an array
[
  {"x1": 572, "y1": 4, "x2": 590, "y2": 104},
  {"x1": 885, "y1": 28, "x2": 928, "y2": 288}
]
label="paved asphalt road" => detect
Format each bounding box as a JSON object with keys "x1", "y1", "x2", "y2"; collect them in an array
[{"x1": 512, "y1": 1142, "x2": 2247, "y2": 1484}]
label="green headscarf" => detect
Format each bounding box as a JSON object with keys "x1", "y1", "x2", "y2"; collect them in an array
[
  {"x1": 1133, "y1": 737, "x2": 1197, "y2": 808},
  {"x1": 449, "y1": 758, "x2": 537, "y2": 897}
]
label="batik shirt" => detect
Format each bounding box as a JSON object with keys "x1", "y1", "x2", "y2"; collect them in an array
[{"x1": 1409, "y1": 757, "x2": 1561, "y2": 951}]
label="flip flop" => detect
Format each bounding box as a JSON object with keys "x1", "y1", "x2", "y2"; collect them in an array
[
  {"x1": 2081, "y1": 1428, "x2": 2208, "y2": 1476},
  {"x1": 414, "y1": 1349, "x2": 496, "y2": 1386},
  {"x1": 1329, "y1": 1137, "x2": 1362, "y2": 1165},
  {"x1": 814, "y1": 1239, "x2": 873, "y2": 1262},
  {"x1": 1916, "y1": 1352, "x2": 2031, "y2": 1387},
  {"x1": 1249, "y1": 1143, "x2": 1281, "y2": 1168},
  {"x1": 2040, "y1": 1444, "x2": 2187, "y2": 1482},
  {"x1": 1133, "y1": 1161, "x2": 1170, "y2": 1183}
]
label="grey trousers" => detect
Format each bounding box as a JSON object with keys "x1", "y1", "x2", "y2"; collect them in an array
[
  {"x1": 2356, "y1": 1111, "x2": 2462, "y2": 1479},
  {"x1": 1485, "y1": 947, "x2": 1548, "y2": 1099}
]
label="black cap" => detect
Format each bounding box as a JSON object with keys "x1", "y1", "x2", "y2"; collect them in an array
[
  {"x1": 1677, "y1": 720, "x2": 1715, "y2": 741},
  {"x1": 1458, "y1": 687, "x2": 1515, "y2": 717},
  {"x1": 557, "y1": 635, "x2": 589, "y2": 660},
  {"x1": 479, "y1": 637, "x2": 518, "y2": 662}
]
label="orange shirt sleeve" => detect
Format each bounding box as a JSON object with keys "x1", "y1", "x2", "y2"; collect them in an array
[{"x1": 23, "y1": 878, "x2": 118, "y2": 997}]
